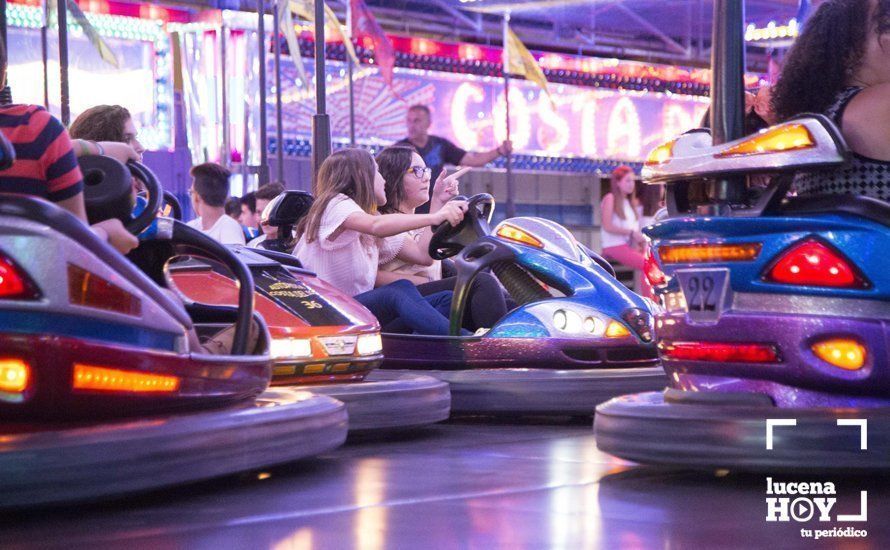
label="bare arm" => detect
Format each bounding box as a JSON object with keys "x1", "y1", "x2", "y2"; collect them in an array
[
  {"x1": 341, "y1": 202, "x2": 467, "y2": 238},
  {"x1": 600, "y1": 193, "x2": 634, "y2": 236},
  {"x1": 459, "y1": 140, "x2": 511, "y2": 167},
  {"x1": 57, "y1": 192, "x2": 89, "y2": 223},
  {"x1": 395, "y1": 236, "x2": 434, "y2": 267}
]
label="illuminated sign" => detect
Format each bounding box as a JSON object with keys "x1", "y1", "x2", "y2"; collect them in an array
[{"x1": 270, "y1": 59, "x2": 708, "y2": 162}]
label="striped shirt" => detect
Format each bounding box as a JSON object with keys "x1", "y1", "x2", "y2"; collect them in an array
[{"x1": 0, "y1": 104, "x2": 83, "y2": 202}]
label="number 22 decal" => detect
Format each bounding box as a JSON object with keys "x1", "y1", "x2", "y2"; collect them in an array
[{"x1": 686, "y1": 275, "x2": 717, "y2": 312}]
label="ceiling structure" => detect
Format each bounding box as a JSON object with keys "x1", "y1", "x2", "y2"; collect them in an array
[{"x1": 340, "y1": 0, "x2": 802, "y2": 69}]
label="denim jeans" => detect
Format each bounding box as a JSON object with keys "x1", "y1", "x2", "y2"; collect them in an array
[{"x1": 355, "y1": 279, "x2": 452, "y2": 335}]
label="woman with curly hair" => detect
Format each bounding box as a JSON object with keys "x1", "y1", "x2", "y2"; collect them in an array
[{"x1": 771, "y1": 0, "x2": 890, "y2": 202}]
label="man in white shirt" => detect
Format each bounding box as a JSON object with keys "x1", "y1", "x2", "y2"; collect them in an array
[{"x1": 186, "y1": 163, "x2": 246, "y2": 245}]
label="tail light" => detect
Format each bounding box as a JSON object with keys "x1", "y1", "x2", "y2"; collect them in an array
[
  {"x1": 0, "y1": 359, "x2": 30, "y2": 393},
  {"x1": 765, "y1": 239, "x2": 868, "y2": 289},
  {"x1": 659, "y1": 243, "x2": 761, "y2": 264},
  {"x1": 73, "y1": 364, "x2": 180, "y2": 393},
  {"x1": 812, "y1": 338, "x2": 867, "y2": 371},
  {"x1": 660, "y1": 340, "x2": 780, "y2": 363},
  {"x1": 68, "y1": 264, "x2": 142, "y2": 316},
  {"x1": 643, "y1": 246, "x2": 666, "y2": 286},
  {"x1": 0, "y1": 252, "x2": 40, "y2": 300}
]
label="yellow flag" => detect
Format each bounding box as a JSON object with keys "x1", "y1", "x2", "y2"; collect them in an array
[
  {"x1": 289, "y1": 0, "x2": 360, "y2": 67},
  {"x1": 504, "y1": 26, "x2": 553, "y2": 106},
  {"x1": 66, "y1": 0, "x2": 119, "y2": 69},
  {"x1": 278, "y1": 0, "x2": 312, "y2": 92}
]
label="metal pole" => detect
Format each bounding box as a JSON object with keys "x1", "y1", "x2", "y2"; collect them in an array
[
  {"x1": 220, "y1": 25, "x2": 230, "y2": 166},
  {"x1": 58, "y1": 0, "x2": 70, "y2": 125},
  {"x1": 346, "y1": 0, "x2": 356, "y2": 146},
  {"x1": 273, "y1": 1, "x2": 284, "y2": 181},
  {"x1": 709, "y1": 0, "x2": 745, "y2": 205},
  {"x1": 41, "y1": 1, "x2": 49, "y2": 108},
  {"x1": 502, "y1": 12, "x2": 515, "y2": 219},
  {"x1": 0, "y1": 0, "x2": 6, "y2": 47},
  {"x1": 257, "y1": 0, "x2": 269, "y2": 185},
  {"x1": 311, "y1": 0, "x2": 332, "y2": 192}
]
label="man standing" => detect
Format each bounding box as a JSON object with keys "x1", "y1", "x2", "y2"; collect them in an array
[{"x1": 396, "y1": 105, "x2": 511, "y2": 212}]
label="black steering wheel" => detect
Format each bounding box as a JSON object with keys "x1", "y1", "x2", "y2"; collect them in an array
[
  {"x1": 126, "y1": 161, "x2": 164, "y2": 235},
  {"x1": 101, "y1": 161, "x2": 257, "y2": 356},
  {"x1": 428, "y1": 193, "x2": 495, "y2": 260},
  {"x1": 163, "y1": 190, "x2": 183, "y2": 220},
  {"x1": 79, "y1": 155, "x2": 163, "y2": 235},
  {"x1": 162, "y1": 224, "x2": 257, "y2": 355}
]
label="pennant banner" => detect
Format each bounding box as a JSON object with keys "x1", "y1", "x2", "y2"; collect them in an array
[
  {"x1": 66, "y1": 0, "x2": 119, "y2": 69},
  {"x1": 504, "y1": 26, "x2": 552, "y2": 107},
  {"x1": 350, "y1": 0, "x2": 400, "y2": 99}
]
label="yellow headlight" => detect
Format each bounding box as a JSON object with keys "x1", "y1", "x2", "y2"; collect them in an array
[
  {"x1": 496, "y1": 223, "x2": 543, "y2": 248},
  {"x1": 645, "y1": 139, "x2": 676, "y2": 166},
  {"x1": 605, "y1": 320, "x2": 631, "y2": 338},
  {"x1": 715, "y1": 123, "x2": 815, "y2": 158}
]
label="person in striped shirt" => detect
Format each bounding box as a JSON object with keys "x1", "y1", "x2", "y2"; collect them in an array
[{"x1": 0, "y1": 39, "x2": 138, "y2": 253}]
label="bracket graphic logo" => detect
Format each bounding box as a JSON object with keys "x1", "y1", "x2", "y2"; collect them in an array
[{"x1": 763, "y1": 418, "x2": 868, "y2": 538}]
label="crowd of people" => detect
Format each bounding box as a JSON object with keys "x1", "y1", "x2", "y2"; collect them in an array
[{"x1": 1, "y1": 0, "x2": 888, "y2": 335}]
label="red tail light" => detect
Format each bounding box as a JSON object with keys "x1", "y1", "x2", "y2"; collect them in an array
[
  {"x1": 644, "y1": 246, "x2": 666, "y2": 286},
  {"x1": 68, "y1": 264, "x2": 142, "y2": 316},
  {"x1": 660, "y1": 340, "x2": 780, "y2": 363},
  {"x1": 765, "y1": 239, "x2": 867, "y2": 289},
  {"x1": 0, "y1": 252, "x2": 39, "y2": 300}
]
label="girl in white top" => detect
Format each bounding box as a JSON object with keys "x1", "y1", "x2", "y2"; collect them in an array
[
  {"x1": 293, "y1": 148, "x2": 467, "y2": 335},
  {"x1": 600, "y1": 165, "x2": 650, "y2": 296},
  {"x1": 375, "y1": 145, "x2": 509, "y2": 331}
]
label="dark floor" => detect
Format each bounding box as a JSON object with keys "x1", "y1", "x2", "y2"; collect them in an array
[{"x1": 2, "y1": 418, "x2": 888, "y2": 549}]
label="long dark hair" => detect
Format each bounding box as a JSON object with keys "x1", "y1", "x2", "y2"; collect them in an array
[
  {"x1": 772, "y1": 0, "x2": 890, "y2": 121},
  {"x1": 376, "y1": 146, "x2": 415, "y2": 214},
  {"x1": 297, "y1": 148, "x2": 378, "y2": 243}
]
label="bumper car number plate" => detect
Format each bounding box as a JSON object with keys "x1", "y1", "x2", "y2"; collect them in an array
[{"x1": 676, "y1": 268, "x2": 731, "y2": 324}]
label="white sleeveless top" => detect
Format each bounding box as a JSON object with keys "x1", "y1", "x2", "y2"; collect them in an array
[{"x1": 600, "y1": 195, "x2": 640, "y2": 249}]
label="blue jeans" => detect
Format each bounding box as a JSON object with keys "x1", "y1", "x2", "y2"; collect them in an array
[{"x1": 355, "y1": 280, "x2": 452, "y2": 336}]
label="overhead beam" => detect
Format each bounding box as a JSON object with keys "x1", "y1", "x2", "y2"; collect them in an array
[
  {"x1": 612, "y1": 3, "x2": 687, "y2": 55},
  {"x1": 429, "y1": 0, "x2": 482, "y2": 32}
]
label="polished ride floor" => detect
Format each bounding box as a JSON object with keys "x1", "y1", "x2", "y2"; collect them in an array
[{"x1": 3, "y1": 418, "x2": 889, "y2": 549}]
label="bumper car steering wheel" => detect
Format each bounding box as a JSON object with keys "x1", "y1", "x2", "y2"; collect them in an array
[
  {"x1": 428, "y1": 193, "x2": 494, "y2": 260},
  {"x1": 79, "y1": 155, "x2": 256, "y2": 356}
]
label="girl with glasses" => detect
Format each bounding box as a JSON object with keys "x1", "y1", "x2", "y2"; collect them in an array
[
  {"x1": 375, "y1": 146, "x2": 509, "y2": 333},
  {"x1": 293, "y1": 148, "x2": 469, "y2": 335}
]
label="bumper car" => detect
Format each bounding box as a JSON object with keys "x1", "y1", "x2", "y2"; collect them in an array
[
  {"x1": 0, "y1": 152, "x2": 347, "y2": 508},
  {"x1": 595, "y1": 115, "x2": 890, "y2": 471},
  {"x1": 379, "y1": 193, "x2": 665, "y2": 415},
  {"x1": 160, "y1": 191, "x2": 449, "y2": 433}
]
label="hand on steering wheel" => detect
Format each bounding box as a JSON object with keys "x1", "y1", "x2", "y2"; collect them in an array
[
  {"x1": 428, "y1": 193, "x2": 495, "y2": 260},
  {"x1": 434, "y1": 200, "x2": 468, "y2": 227}
]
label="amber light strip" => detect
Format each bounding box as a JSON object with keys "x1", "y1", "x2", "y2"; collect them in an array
[
  {"x1": 73, "y1": 364, "x2": 180, "y2": 393},
  {"x1": 659, "y1": 243, "x2": 761, "y2": 264}
]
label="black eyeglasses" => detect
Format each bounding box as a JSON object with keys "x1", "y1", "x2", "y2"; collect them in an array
[{"x1": 407, "y1": 166, "x2": 432, "y2": 179}]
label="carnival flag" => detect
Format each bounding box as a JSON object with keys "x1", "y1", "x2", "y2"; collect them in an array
[
  {"x1": 290, "y1": 0, "x2": 360, "y2": 67},
  {"x1": 277, "y1": 0, "x2": 312, "y2": 92},
  {"x1": 350, "y1": 0, "x2": 398, "y2": 96},
  {"x1": 65, "y1": 0, "x2": 119, "y2": 68},
  {"x1": 503, "y1": 25, "x2": 553, "y2": 106}
]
